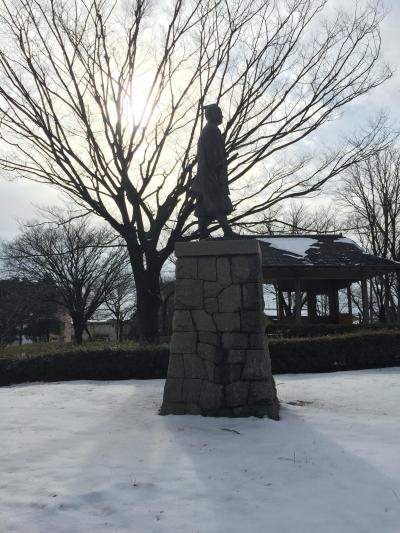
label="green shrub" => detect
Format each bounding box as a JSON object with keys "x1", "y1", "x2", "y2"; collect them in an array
[
  {"x1": 0, "y1": 342, "x2": 169, "y2": 386},
  {"x1": 1, "y1": 331, "x2": 399, "y2": 386},
  {"x1": 269, "y1": 330, "x2": 400, "y2": 373},
  {"x1": 266, "y1": 322, "x2": 400, "y2": 339}
]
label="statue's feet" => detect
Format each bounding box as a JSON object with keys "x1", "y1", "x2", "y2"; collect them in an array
[
  {"x1": 223, "y1": 228, "x2": 239, "y2": 238},
  {"x1": 199, "y1": 231, "x2": 211, "y2": 240}
]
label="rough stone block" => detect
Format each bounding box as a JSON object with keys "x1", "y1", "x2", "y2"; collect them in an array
[
  {"x1": 227, "y1": 349, "x2": 246, "y2": 364},
  {"x1": 183, "y1": 379, "x2": 203, "y2": 403},
  {"x1": 204, "y1": 360, "x2": 215, "y2": 381},
  {"x1": 183, "y1": 354, "x2": 207, "y2": 379},
  {"x1": 198, "y1": 342, "x2": 216, "y2": 360},
  {"x1": 242, "y1": 350, "x2": 268, "y2": 380},
  {"x1": 265, "y1": 349, "x2": 272, "y2": 374},
  {"x1": 183, "y1": 355, "x2": 215, "y2": 381},
  {"x1": 198, "y1": 331, "x2": 219, "y2": 346},
  {"x1": 242, "y1": 283, "x2": 263, "y2": 310},
  {"x1": 205, "y1": 297, "x2": 218, "y2": 314},
  {"x1": 231, "y1": 255, "x2": 261, "y2": 283},
  {"x1": 199, "y1": 381, "x2": 224, "y2": 411},
  {"x1": 173, "y1": 310, "x2": 194, "y2": 332},
  {"x1": 243, "y1": 403, "x2": 280, "y2": 420},
  {"x1": 214, "y1": 312, "x2": 240, "y2": 332},
  {"x1": 185, "y1": 403, "x2": 203, "y2": 415},
  {"x1": 198, "y1": 257, "x2": 217, "y2": 281},
  {"x1": 264, "y1": 403, "x2": 280, "y2": 420},
  {"x1": 225, "y1": 382, "x2": 250, "y2": 408},
  {"x1": 198, "y1": 342, "x2": 223, "y2": 364},
  {"x1": 221, "y1": 332, "x2": 249, "y2": 349},
  {"x1": 216, "y1": 408, "x2": 234, "y2": 417},
  {"x1": 216, "y1": 257, "x2": 232, "y2": 285},
  {"x1": 248, "y1": 381, "x2": 275, "y2": 405},
  {"x1": 204, "y1": 281, "x2": 223, "y2": 298},
  {"x1": 175, "y1": 279, "x2": 203, "y2": 309},
  {"x1": 167, "y1": 354, "x2": 184, "y2": 378},
  {"x1": 175, "y1": 239, "x2": 259, "y2": 257},
  {"x1": 160, "y1": 402, "x2": 186, "y2": 415},
  {"x1": 162, "y1": 378, "x2": 183, "y2": 403},
  {"x1": 215, "y1": 364, "x2": 242, "y2": 385},
  {"x1": 176, "y1": 257, "x2": 197, "y2": 279},
  {"x1": 192, "y1": 310, "x2": 216, "y2": 332},
  {"x1": 232, "y1": 406, "x2": 253, "y2": 417},
  {"x1": 218, "y1": 285, "x2": 242, "y2": 313},
  {"x1": 240, "y1": 310, "x2": 265, "y2": 332},
  {"x1": 170, "y1": 332, "x2": 197, "y2": 354},
  {"x1": 249, "y1": 333, "x2": 266, "y2": 349}
]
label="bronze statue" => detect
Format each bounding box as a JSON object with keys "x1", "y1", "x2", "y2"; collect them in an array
[{"x1": 192, "y1": 104, "x2": 236, "y2": 239}]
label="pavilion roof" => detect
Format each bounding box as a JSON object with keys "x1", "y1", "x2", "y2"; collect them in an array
[{"x1": 255, "y1": 234, "x2": 400, "y2": 278}]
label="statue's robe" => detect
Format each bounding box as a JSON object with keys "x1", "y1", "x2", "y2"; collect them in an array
[{"x1": 192, "y1": 122, "x2": 233, "y2": 218}]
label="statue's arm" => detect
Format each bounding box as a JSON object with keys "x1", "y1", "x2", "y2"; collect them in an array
[{"x1": 203, "y1": 127, "x2": 226, "y2": 171}]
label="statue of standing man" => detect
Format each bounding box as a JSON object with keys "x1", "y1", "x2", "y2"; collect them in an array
[{"x1": 191, "y1": 104, "x2": 236, "y2": 239}]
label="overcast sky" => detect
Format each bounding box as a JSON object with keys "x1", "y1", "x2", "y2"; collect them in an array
[{"x1": 0, "y1": 0, "x2": 399, "y2": 241}]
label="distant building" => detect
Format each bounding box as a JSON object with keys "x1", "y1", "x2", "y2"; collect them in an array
[{"x1": 83, "y1": 320, "x2": 118, "y2": 342}]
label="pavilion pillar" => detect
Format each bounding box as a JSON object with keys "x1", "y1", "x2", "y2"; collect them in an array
[
  {"x1": 328, "y1": 282, "x2": 340, "y2": 323},
  {"x1": 308, "y1": 290, "x2": 317, "y2": 322},
  {"x1": 347, "y1": 283, "x2": 353, "y2": 323},
  {"x1": 333, "y1": 284, "x2": 340, "y2": 322},
  {"x1": 295, "y1": 278, "x2": 302, "y2": 325},
  {"x1": 384, "y1": 274, "x2": 391, "y2": 323},
  {"x1": 277, "y1": 286, "x2": 285, "y2": 321},
  {"x1": 361, "y1": 277, "x2": 369, "y2": 325}
]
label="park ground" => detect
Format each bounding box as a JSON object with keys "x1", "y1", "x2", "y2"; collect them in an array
[{"x1": 1, "y1": 369, "x2": 400, "y2": 533}]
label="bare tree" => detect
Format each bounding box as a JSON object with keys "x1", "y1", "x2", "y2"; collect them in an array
[
  {"x1": 340, "y1": 144, "x2": 400, "y2": 321},
  {"x1": 253, "y1": 200, "x2": 342, "y2": 235},
  {"x1": 0, "y1": 0, "x2": 391, "y2": 340},
  {"x1": 2, "y1": 214, "x2": 129, "y2": 343},
  {"x1": 103, "y1": 273, "x2": 136, "y2": 341}
]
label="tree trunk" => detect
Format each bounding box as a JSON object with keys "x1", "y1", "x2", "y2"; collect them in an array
[
  {"x1": 125, "y1": 233, "x2": 162, "y2": 343},
  {"x1": 135, "y1": 272, "x2": 161, "y2": 343},
  {"x1": 397, "y1": 272, "x2": 400, "y2": 323},
  {"x1": 115, "y1": 314, "x2": 123, "y2": 342},
  {"x1": 384, "y1": 274, "x2": 391, "y2": 323},
  {"x1": 73, "y1": 318, "x2": 85, "y2": 344}
]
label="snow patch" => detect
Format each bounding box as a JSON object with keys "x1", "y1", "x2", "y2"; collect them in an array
[
  {"x1": 1, "y1": 370, "x2": 400, "y2": 533},
  {"x1": 258, "y1": 237, "x2": 320, "y2": 258},
  {"x1": 334, "y1": 236, "x2": 363, "y2": 250}
]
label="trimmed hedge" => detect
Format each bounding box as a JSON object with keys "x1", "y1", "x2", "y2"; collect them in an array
[
  {"x1": 270, "y1": 331, "x2": 400, "y2": 373},
  {"x1": 0, "y1": 345, "x2": 169, "y2": 387},
  {"x1": 1, "y1": 331, "x2": 399, "y2": 386},
  {"x1": 266, "y1": 322, "x2": 400, "y2": 339}
]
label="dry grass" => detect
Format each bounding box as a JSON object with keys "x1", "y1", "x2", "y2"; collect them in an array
[{"x1": 0, "y1": 340, "x2": 154, "y2": 360}]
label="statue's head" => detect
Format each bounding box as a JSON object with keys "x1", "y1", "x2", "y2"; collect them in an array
[{"x1": 204, "y1": 104, "x2": 223, "y2": 125}]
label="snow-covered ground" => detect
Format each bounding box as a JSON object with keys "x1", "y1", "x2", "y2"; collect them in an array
[{"x1": 1, "y1": 369, "x2": 400, "y2": 533}]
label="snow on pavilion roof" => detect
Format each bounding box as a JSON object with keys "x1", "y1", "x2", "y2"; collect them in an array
[{"x1": 255, "y1": 234, "x2": 400, "y2": 271}]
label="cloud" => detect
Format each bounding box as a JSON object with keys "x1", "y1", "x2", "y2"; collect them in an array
[{"x1": 0, "y1": 180, "x2": 62, "y2": 241}]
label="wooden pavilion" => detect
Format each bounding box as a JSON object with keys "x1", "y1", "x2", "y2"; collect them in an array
[{"x1": 257, "y1": 234, "x2": 400, "y2": 325}]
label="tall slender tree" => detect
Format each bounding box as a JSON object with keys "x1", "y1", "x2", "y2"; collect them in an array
[{"x1": 340, "y1": 144, "x2": 400, "y2": 321}]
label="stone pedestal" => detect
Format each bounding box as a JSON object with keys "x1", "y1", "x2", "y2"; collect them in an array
[{"x1": 160, "y1": 239, "x2": 279, "y2": 419}]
